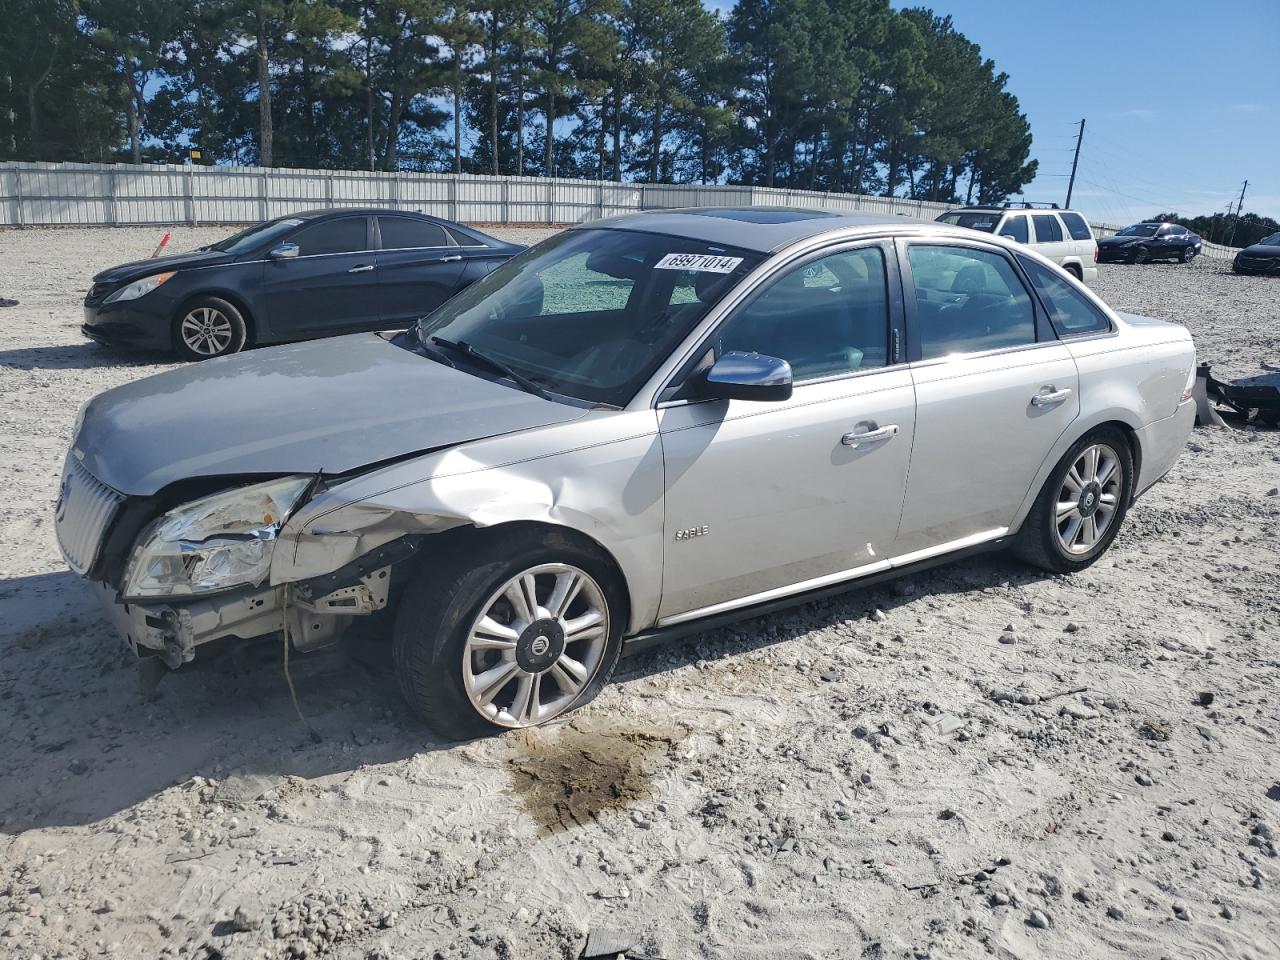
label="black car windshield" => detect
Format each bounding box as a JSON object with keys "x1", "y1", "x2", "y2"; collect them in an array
[
  {"x1": 1258, "y1": 232, "x2": 1280, "y2": 246},
  {"x1": 937, "y1": 212, "x2": 999, "y2": 232},
  {"x1": 416, "y1": 228, "x2": 763, "y2": 407},
  {"x1": 208, "y1": 216, "x2": 307, "y2": 254},
  {"x1": 1116, "y1": 224, "x2": 1159, "y2": 237}
]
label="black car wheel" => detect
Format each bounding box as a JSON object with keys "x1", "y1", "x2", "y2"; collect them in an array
[
  {"x1": 173, "y1": 297, "x2": 248, "y2": 361},
  {"x1": 392, "y1": 525, "x2": 625, "y2": 739},
  {"x1": 1133, "y1": 246, "x2": 1150, "y2": 264},
  {"x1": 1180, "y1": 246, "x2": 1197, "y2": 263}
]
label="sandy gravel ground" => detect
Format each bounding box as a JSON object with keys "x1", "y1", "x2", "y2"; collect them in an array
[{"x1": 1, "y1": 226, "x2": 1278, "y2": 960}]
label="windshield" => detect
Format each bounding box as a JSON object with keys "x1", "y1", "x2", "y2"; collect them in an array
[
  {"x1": 1258, "y1": 232, "x2": 1280, "y2": 246},
  {"x1": 209, "y1": 217, "x2": 306, "y2": 254},
  {"x1": 937, "y1": 212, "x2": 1000, "y2": 232},
  {"x1": 417, "y1": 228, "x2": 763, "y2": 406},
  {"x1": 1116, "y1": 224, "x2": 1159, "y2": 237}
]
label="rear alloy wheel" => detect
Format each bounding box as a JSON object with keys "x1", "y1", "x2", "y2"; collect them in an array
[
  {"x1": 1014, "y1": 428, "x2": 1134, "y2": 573},
  {"x1": 173, "y1": 297, "x2": 247, "y2": 361},
  {"x1": 1180, "y1": 245, "x2": 1197, "y2": 263}
]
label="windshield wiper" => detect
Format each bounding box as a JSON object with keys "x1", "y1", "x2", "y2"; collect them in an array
[{"x1": 429, "y1": 336, "x2": 553, "y2": 401}]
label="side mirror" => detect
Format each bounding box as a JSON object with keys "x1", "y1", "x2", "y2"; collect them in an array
[
  {"x1": 699, "y1": 351, "x2": 793, "y2": 402},
  {"x1": 269, "y1": 242, "x2": 299, "y2": 260}
]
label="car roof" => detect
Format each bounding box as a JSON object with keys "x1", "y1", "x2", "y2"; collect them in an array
[
  {"x1": 284, "y1": 208, "x2": 444, "y2": 221},
  {"x1": 578, "y1": 206, "x2": 929, "y2": 253}
]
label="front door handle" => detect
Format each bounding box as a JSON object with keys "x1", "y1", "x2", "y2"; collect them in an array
[
  {"x1": 348, "y1": 264, "x2": 374, "y2": 273},
  {"x1": 841, "y1": 424, "x2": 899, "y2": 447},
  {"x1": 435, "y1": 254, "x2": 463, "y2": 263},
  {"x1": 1031, "y1": 387, "x2": 1072, "y2": 406}
]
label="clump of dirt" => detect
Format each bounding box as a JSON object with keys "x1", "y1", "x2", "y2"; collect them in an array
[{"x1": 508, "y1": 722, "x2": 683, "y2": 835}]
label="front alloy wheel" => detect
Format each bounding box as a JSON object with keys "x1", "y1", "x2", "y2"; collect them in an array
[
  {"x1": 392, "y1": 527, "x2": 624, "y2": 739},
  {"x1": 172, "y1": 296, "x2": 248, "y2": 361},
  {"x1": 462, "y1": 563, "x2": 609, "y2": 728}
]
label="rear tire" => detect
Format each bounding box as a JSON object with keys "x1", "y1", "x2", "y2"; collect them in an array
[
  {"x1": 1179, "y1": 246, "x2": 1196, "y2": 263},
  {"x1": 1014, "y1": 427, "x2": 1134, "y2": 574},
  {"x1": 392, "y1": 526, "x2": 625, "y2": 740},
  {"x1": 1064, "y1": 263, "x2": 1083, "y2": 281},
  {"x1": 172, "y1": 296, "x2": 248, "y2": 361}
]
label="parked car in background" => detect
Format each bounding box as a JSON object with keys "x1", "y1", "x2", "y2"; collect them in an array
[
  {"x1": 936, "y1": 203, "x2": 1098, "y2": 283},
  {"x1": 82, "y1": 209, "x2": 522, "y2": 360},
  {"x1": 1097, "y1": 222, "x2": 1202, "y2": 264},
  {"x1": 57, "y1": 208, "x2": 1197, "y2": 738},
  {"x1": 1232, "y1": 232, "x2": 1280, "y2": 275}
]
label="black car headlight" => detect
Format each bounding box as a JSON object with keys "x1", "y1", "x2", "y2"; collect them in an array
[
  {"x1": 104, "y1": 271, "x2": 176, "y2": 303},
  {"x1": 122, "y1": 476, "x2": 311, "y2": 599}
]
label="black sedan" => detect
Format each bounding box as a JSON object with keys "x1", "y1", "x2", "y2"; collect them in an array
[
  {"x1": 1233, "y1": 232, "x2": 1280, "y2": 276},
  {"x1": 83, "y1": 209, "x2": 523, "y2": 360},
  {"x1": 1096, "y1": 222, "x2": 1201, "y2": 264}
]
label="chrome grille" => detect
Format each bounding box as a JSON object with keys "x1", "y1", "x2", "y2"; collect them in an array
[{"x1": 54, "y1": 454, "x2": 124, "y2": 575}]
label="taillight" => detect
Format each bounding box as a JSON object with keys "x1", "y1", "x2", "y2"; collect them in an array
[
  {"x1": 1093, "y1": 245, "x2": 1099, "y2": 263},
  {"x1": 1182, "y1": 359, "x2": 1197, "y2": 401}
]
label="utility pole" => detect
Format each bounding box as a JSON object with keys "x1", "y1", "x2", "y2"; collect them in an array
[
  {"x1": 1225, "y1": 180, "x2": 1248, "y2": 247},
  {"x1": 1065, "y1": 118, "x2": 1085, "y2": 208}
]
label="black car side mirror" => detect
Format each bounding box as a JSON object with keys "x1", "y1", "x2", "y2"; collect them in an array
[
  {"x1": 269, "y1": 242, "x2": 300, "y2": 260},
  {"x1": 699, "y1": 351, "x2": 793, "y2": 402}
]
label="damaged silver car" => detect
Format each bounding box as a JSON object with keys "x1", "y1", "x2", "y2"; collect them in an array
[{"x1": 57, "y1": 208, "x2": 1198, "y2": 738}]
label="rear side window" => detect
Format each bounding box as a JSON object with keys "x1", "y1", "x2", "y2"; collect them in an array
[
  {"x1": 1019, "y1": 256, "x2": 1111, "y2": 336},
  {"x1": 1059, "y1": 212, "x2": 1093, "y2": 241},
  {"x1": 379, "y1": 216, "x2": 449, "y2": 249},
  {"x1": 291, "y1": 217, "x2": 368, "y2": 256},
  {"x1": 1032, "y1": 215, "x2": 1064, "y2": 243},
  {"x1": 1000, "y1": 216, "x2": 1029, "y2": 244},
  {"x1": 907, "y1": 245, "x2": 1036, "y2": 359}
]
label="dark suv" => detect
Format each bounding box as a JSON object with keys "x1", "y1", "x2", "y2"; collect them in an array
[{"x1": 82, "y1": 209, "x2": 522, "y2": 360}]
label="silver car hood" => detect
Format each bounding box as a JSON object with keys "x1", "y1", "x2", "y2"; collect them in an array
[{"x1": 75, "y1": 334, "x2": 589, "y2": 496}]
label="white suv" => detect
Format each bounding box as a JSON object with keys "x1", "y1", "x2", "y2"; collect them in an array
[{"x1": 937, "y1": 204, "x2": 1099, "y2": 284}]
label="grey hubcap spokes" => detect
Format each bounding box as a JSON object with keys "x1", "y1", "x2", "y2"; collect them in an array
[
  {"x1": 180, "y1": 307, "x2": 234, "y2": 355},
  {"x1": 462, "y1": 563, "x2": 608, "y2": 728},
  {"x1": 1056, "y1": 443, "x2": 1122, "y2": 555}
]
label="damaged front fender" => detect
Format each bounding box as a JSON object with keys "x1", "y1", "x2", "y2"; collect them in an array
[{"x1": 269, "y1": 409, "x2": 667, "y2": 634}]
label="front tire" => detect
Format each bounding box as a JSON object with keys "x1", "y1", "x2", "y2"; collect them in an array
[
  {"x1": 1133, "y1": 246, "x2": 1150, "y2": 264},
  {"x1": 1014, "y1": 427, "x2": 1134, "y2": 574},
  {"x1": 392, "y1": 527, "x2": 625, "y2": 740},
  {"x1": 173, "y1": 296, "x2": 247, "y2": 361}
]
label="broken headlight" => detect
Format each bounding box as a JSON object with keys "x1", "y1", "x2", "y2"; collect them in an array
[{"x1": 122, "y1": 476, "x2": 311, "y2": 600}]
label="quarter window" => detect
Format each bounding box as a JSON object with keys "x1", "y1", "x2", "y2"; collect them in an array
[
  {"x1": 907, "y1": 245, "x2": 1036, "y2": 359},
  {"x1": 716, "y1": 247, "x2": 890, "y2": 380},
  {"x1": 378, "y1": 216, "x2": 449, "y2": 249},
  {"x1": 1000, "y1": 216, "x2": 1029, "y2": 244},
  {"x1": 1059, "y1": 212, "x2": 1093, "y2": 241},
  {"x1": 1032, "y1": 215, "x2": 1064, "y2": 243},
  {"x1": 1019, "y1": 257, "x2": 1111, "y2": 336},
  {"x1": 290, "y1": 217, "x2": 368, "y2": 256}
]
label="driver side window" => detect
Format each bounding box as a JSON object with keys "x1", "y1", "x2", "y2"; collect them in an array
[{"x1": 715, "y1": 246, "x2": 889, "y2": 382}]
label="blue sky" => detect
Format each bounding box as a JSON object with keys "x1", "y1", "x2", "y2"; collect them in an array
[{"x1": 707, "y1": 0, "x2": 1279, "y2": 224}]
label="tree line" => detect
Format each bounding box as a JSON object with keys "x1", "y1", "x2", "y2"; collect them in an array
[{"x1": 0, "y1": 0, "x2": 1038, "y2": 204}]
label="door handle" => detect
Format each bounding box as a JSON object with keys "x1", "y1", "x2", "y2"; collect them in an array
[
  {"x1": 347, "y1": 264, "x2": 374, "y2": 273},
  {"x1": 435, "y1": 254, "x2": 462, "y2": 263},
  {"x1": 841, "y1": 424, "x2": 899, "y2": 447},
  {"x1": 1031, "y1": 387, "x2": 1072, "y2": 406}
]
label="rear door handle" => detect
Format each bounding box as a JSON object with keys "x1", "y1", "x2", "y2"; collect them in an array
[
  {"x1": 1031, "y1": 387, "x2": 1072, "y2": 406},
  {"x1": 347, "y1": 264, "x2": 374, "y2": 273},
  {"x1": 841, "y1": 424, "x2": 899, "y2": 447}
]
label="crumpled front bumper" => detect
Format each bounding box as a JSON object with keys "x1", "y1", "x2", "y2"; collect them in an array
[{"x1": 88, "y1": 579, "x2": 286, "y2": 667}]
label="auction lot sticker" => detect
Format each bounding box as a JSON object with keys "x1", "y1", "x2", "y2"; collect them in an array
[{"x1": 655, "y1": 253, "x2": 744, "y2": 273}]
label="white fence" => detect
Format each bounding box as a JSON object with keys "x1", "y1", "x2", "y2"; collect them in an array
[{"x1": 0, "y1": 161, "x2": 1238, "y2": 259}]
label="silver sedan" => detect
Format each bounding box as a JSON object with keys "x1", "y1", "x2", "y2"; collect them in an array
[{"x1": 57, "y1": 208, "x2": 1197, "y2": 738}]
